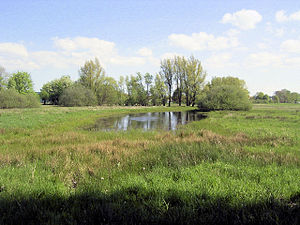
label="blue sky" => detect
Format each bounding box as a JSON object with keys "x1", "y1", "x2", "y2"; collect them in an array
[{"x1": 1, "y1": 0, "x2": 300, "y2": 95}]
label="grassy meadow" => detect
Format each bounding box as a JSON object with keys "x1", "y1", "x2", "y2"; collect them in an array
[{"x1": 0, "y1": 104, "x2": 299, "y2": 224}]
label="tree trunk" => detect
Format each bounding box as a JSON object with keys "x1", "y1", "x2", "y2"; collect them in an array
[
  {"x1": 179, "y1": 90, "x2": 182, "y2": 106},
  {"x1": 186, "y1": 91, "x2": 189, "y2": 106},
  {"x1": 168, "y1": 85, "x2": 171, "y2": 107}
]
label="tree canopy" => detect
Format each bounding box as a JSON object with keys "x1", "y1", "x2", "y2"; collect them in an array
[
  {"x1": 7, "y1": 71, "x2": 34, "y2": 94},
  {"x1": 199, "y1": 76, "x2": 252, "y2": 111}
]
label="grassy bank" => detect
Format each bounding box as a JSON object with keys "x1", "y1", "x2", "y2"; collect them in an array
[{"x1": 0, "y1": 104, "x2": 299, "y2": 224}]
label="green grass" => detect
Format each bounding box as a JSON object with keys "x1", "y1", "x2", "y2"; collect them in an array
[{"x1": 0, "y1": 104, "x2": 299, "y2": 224}]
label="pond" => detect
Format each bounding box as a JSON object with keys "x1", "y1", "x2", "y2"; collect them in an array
[{"x1": 88, "y1": 110, "x2": 207, "y2": 131}]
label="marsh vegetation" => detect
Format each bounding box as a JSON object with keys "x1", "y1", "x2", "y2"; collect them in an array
[{"x1": 0, "y1": 104, "x2": 299, "y2": 224}]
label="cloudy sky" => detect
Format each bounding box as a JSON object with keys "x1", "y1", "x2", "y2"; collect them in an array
[{"x1": 1, "y1": 0, "x2": 300, "y2": 95}]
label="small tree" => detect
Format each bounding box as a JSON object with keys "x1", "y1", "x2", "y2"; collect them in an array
[
  {"x1": 199, "y1": 76, "x2": 252, "y2": 111},
  {"x1": 59, "y1": 84, "x2": 97, "y2": 107},
  {"x1": 7, "y1": 71, "x2": 34, "y2": 94},
  {"x1": 40, "y1": 76, "x2": 73, "y2": 105}
]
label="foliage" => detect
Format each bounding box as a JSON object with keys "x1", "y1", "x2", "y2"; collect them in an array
[
  {"x1": 7, "y1": 71, "x2": 34, "y2": 94},
  {"x1": 125, "y1": 73, "x2": 147, "y2": 106},
  {"x1": 117, "y1": 76, "x2": 127, "y2": 106},
  {"x1": 272, "y1": 95, "x2": 280, "y2": 103},
  {"x1": 79, "y1": 58, "x2": 105, "y2": 93},
  {"x1": 0, "y1": 89, "x2": 40, "y2": 108},
  {"x1": 160, "y1": 56, "x2": 206, "y2": 107},
  {"x1": 0, "y1": 66, "x2": 8, "y2": 90},
  {"x1": 252, "y1": 92, "x2": 271, "y2": 104},
  {"x1": 184, "y1": 56, "x2": 206, "y2": 106},
  {"x1": 96, "y1": 77, "x2": 119, "y2": 105},
  {"x1": 274, "y1": 89, "x2": 300, "y2": 103},
  {"x1": 150, "y1": 73, "x2": 167, "y2": 106},
  {"x1": 59, "y1": 84, "x2": 97, "y2": 107},
  {"x1": 40, "y1": 75, "x2": 73, "y2": 105},
  {"x1": 160, "y1": 58, "x2": 173, "y2": 107},
  {"x1": 199, "y1": 76, "x2": 252, "y2": 111},
  {"x1": 144, "y1": 72, "x2": 153, "y2": 106}
]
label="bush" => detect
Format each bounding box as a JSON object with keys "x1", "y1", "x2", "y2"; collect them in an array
[
  {"x1": 198, "y1": 77, "x2": 252, "y2": 111},
  {"x1": 0, "y1": 89, "x2": 40, "y2": 109},
  {"x1": 59, "y1": 84, "x2": 97, "y2": 107}
]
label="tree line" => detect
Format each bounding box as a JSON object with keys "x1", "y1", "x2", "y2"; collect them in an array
[
  {"x1": 252, "y1": 89, "x2": 300, "y2": 104},
  {"x1": 3, "y1": 55, "x2": 296, "y2": 110},
  {"x1": 38, "y1": 56, "x2": 208, "y2": 108},
  {"x1": 0, "y1": 67, "x2": 40, "y2": 108}
]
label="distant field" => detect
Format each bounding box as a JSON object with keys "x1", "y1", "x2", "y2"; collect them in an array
[{"x1": 0, "y1": 104, "x2": 299, "y2": 224}]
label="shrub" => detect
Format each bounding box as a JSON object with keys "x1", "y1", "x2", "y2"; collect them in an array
[
  {"x1": 59, "y1": 84, "x2": 97, "y2": 107},
  {"x1": 198, "y1": 77, "x2": 252, "y2": 111},
  {"x1": 0, "y1": 89, "x2": 40, "y2": 109}
]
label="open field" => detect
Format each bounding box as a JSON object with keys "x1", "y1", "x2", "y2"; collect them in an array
[{"x1": 0, "y1": 104, "x2": 299, "y2": 224}]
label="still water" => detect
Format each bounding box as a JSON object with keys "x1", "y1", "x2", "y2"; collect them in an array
[{"x1": 88, "y1": 110, "x2": 207, "y2": 131}]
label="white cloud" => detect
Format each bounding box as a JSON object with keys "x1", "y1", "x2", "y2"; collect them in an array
[
  {"x1": 276, "y1": 10, "x2": 300, "y2": 22},
  {"x1": 53, "y1": 37, "x2": 116, "y2": 54},
  {"x1": 0, "y1": 37, "x2": 149, "y2": 72},
  {"x1": 168, "y1": 32, "x2": 239, "y2": 51},
  {"x1": 137, "y1": 47, "x2": 152, "y2": 57},
  {"x1": 0, "y1": 42, "x2": 28, "y2": 58},
  {"x1": 221, "y1": 9, "x2": 262, "y2": 30},
  {"x1": 281, "y1": 39, "x2": 300, "y2": 53}
]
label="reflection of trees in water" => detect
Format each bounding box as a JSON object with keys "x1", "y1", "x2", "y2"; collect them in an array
[{"x1": 91, "y1": 111, "x2": 205, "y2": 131}]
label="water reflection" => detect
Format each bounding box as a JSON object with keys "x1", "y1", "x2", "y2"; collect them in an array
[{"x1": 88, "y1": 110, "x2": 207, "y2": 131}]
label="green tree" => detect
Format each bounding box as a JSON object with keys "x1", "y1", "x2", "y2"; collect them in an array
[
  {"x1": 274, "y1": 89, "x2": 291, "y2": 103},
  {"x1": 150, "y1": 73, "x2": 167, "y2": 106},
  {"x1": 184, "y1": 56, "x2": 206, "y2": 106},
  {"x1": 79, "y1": 58, "x2": 105, "y2": 93},
  {"x1": 173, "y1": 56, "x2": 185, "y2": 106},
  {"x1": 97, "y1": 77, "x2": 119, "y2": 105},
  {"x1": 160, "y1": 59, "x2": 173, "y2": 107},
  {"x1": 59, "y1": 84, "x2": 97, "y2": 107},
  {"x1": 125, "y1": 73, "x2": 147, "y2": 106},
  {"x1": 199, "y1": 76, "x2": 252, "y2": 111},
  {"x1": 117, "y1": 76, "x2": 127, "y2": 105},
  {"x1": 272, "y1": 95, "x2": 280, "y2": 103},
  {"x1": 39, "y1": 88, "x2": 50, "y2": 105},
  {"x1": 290, "y1": 92, "x2": 300, "y2": 103},
  {"x1": 7, "y1": 71, "x2": 34, "y2": 94},
  {"x1": 0, "y1": 66, "x2": 8, "y2": 90},
  {"x1": 254, "y1": 92, "x2": 270, "y2": 103},
  {"x1": 40, "y1": 75, "x2": 73, "y2": 105},
  {"x1": 144, "y1": 72, "x2": 153, "y2": 106}
]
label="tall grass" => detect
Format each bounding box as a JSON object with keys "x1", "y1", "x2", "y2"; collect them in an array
[{"x1": 0, "y1": 104, "x2": 299, "y2": 224}]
